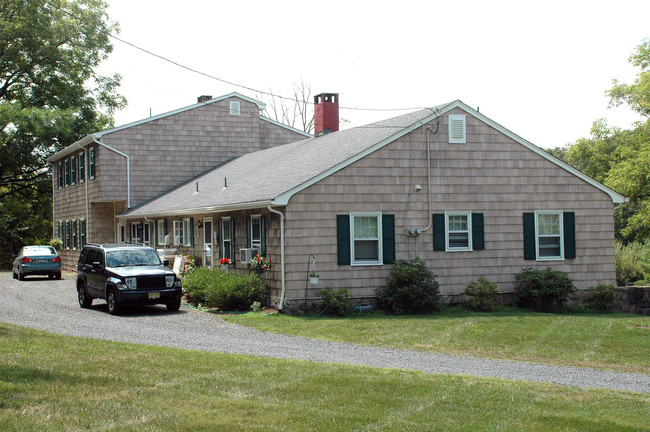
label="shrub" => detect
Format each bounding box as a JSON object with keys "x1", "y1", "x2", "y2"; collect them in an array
[
  {"x1": 376, "y1": 258, "x2": 439, "y2": 314},
  {"x1": 514, "y1": 267, "x2": 576, "y2": 311},
  {"x1": 316, "y1": 287, "x2": 353, "y2": 316},
  {"x1": 49, "y1": 238, "x2": 63, "y2": 250},
  {"x1": 183, "y1": 267, "x2": 265, "y2": 311},
  {"x1": 464, "y1": 277, "x2": 499, "y2": 311},
  {"x1": 615, "y1": 241, "x2": 645, "y2": 286},
  {"x1": 584, "y1": 283, "x2": 617, "y2": 312}
]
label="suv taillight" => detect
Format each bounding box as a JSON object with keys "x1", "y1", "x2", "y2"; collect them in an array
[
  {"x1": 21, "y1": 257, "x2": 33, "y2": 263},
  {"x1": 52, "y1": 256, "x2": 61, "y2": 263}
]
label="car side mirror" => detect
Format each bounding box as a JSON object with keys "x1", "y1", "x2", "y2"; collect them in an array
[
  {"x1": 92, "y1": 262, "x2": 102, "y2": 270},
  {"x1": 11, "y1": 254, "x2": 17, "y2": 258},
  {"x1": 163, "y1": 259, "x2": 170, "y2": 266}
]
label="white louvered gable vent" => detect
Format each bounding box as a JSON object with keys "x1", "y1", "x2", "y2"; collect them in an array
[{"x1": 448, "y1": 114, "x2": 466, "y2": 144}]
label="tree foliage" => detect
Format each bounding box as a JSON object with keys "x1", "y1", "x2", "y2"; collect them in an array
[
  {"x1": 0, "y1": 0, "x2": 124, "y2": 265},
  {"x1": 549, "y1": 39, "x2": 650, "y2": 243}
]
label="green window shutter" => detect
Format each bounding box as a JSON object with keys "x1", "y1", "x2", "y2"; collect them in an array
[
  {"x1": 230, "y1": 219, "x2": 236, "y2": 259},
  {"x1": 382, "y1": 214, "x2": 396, "y2": 264},
  {"x1": 163, "y1": 219, "x2": 168, "y2": 236},
  {"x1": 472, "y1": 213, "x2": 485, "y2": 250},
  {"x1": 563, "y1": 212, "x2": 576, "y2": 259},
  {"x1": 218, "y1": 219, "x2": 223, "y2": 258},
  {"x1": 433, "y1": 213, "x2": 445, "y2": 251},
  {"x1": 337, "y1": 215, "x2": 351, "y2": 265},
  {"x1": 154, "y1": 220, "x2": 159, "y2": 245},
  {"x1": 246, "y1": 215, "x2": 251, "y2": 248},
  {"x1": 189, "y1": 217, "x2": 194, "y2": 247},
  {"x1": 261, "y1": 216, "x2": 266, "y2": 256},
  {"x1": 523, "y1": 213, "x2": 536, "y2": 260}
]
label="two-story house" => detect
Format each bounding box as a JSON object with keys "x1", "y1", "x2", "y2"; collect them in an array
[{"x1": 47, "y1": 92, "x2": 310, "y2": 268}]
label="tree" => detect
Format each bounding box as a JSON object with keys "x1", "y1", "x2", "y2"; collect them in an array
[
  {"x1": 548, "y1": 39, "x2": 650, "y2": 243},
  {"x1": 256, "y1": 80, "x2": 314, "y2": 134},
  {"x1": 0, "y1": 0, "x2": 125, "y2": 265}
]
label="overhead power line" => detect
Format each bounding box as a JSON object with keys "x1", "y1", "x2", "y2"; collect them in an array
[{"x1": 42, "y1": 0, "x2": 427, "y2": 113}]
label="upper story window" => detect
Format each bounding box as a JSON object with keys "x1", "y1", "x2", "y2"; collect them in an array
[
  {"x1": 71, "y1": 155, "x2": 77, "y2": 185},
  {"x1": 89, "y1": 147, "x2": 96, "y2": 179},
  {"x1": 78, "y1": 152, "x2": 85, "y2": 182},
  {"x1": 64, "y1": 159, "x2": 71, "y2": 186},
  {"x1": 230, "y1": 101, "x2": 240, "y2": 116},
  {"x1": 57, "y1": 162, "x2": 63, "y2": 189},
  {"x1": 350, "y1": 212, "x2": 383, "y2": 266}
]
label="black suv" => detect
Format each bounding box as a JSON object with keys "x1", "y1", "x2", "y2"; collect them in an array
[{"x1": 76, "y1": 243, "x2": 182, "y2": 315}]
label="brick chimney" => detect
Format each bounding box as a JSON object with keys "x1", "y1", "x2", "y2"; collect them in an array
[
  {"x1": 197, "y1": 95, "x2": 212, "y2": 103},
  {"x1": 314, "y1": 93, "x2": 339, "y2": 136}
]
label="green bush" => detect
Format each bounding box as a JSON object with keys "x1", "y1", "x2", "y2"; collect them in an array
[
  {"x1": 316, "y1": 287, "x2": 353, "y2": 316},
  {"x1": 584, "y1": 283, "x2": 617, "y2": 312},
  {"x1": 183, "y1": 267, "x2": 265, "y2": 311},
  {"x1": 376, "y1": 258, "x2": 439, "y2": 314},
  {"x1": 464, "y1": 277, "x2": 499, "y2": 311},
  {"x1": 514, "y1": 267, "x2": 576, "y2": 311},
  {"x1": 615, "y1": 241, "x2": 645, "y2": 286}
]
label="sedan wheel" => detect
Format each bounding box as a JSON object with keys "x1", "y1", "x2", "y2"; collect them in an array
[
  {"x1": 12, "y1": 269, "x2": 17, "y2": 279},
  {"x1": 107, "y1": 289, "x2": 121, "y2": 315},
  {"x1": 18, "y1": 269, "x2": 25, "y2": 281}
]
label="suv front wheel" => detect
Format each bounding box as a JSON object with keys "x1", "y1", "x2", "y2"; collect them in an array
[{"x1": 107, "y1": 288, "x2": 121, "y2": 315}]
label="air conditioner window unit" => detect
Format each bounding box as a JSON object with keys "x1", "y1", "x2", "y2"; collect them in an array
[{"x1": 240, "y1": 248, "x2": 259, "y2": 264}]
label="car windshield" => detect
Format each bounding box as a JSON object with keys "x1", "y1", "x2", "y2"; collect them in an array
[
  {"x1": 106, "y1": 249, "x2": 162, "y2": 267},
  {"x1": 24, "y1": 247, "x2": 56, "y2": 256}
]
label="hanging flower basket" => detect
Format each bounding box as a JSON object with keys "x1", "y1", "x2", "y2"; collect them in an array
[
  {"x1": 249, "y1": 254, "x2": 271, "y2": 276},
  {"x1": 309, "y1": 273, "x2": 319, "y2": 285}
]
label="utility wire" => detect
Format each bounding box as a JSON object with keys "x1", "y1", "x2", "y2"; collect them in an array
[{"x1": 42, "y1": 0, "x2": 427, "y2": 113}]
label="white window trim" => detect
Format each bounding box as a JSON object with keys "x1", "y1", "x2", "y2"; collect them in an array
[
  {"x1": 350, "y1": 212, "x2": 383, "y2": 266},
  {"x1": 131, "y1": 222, "x2": 142, "y2": 244},
  {"x1": 448, "y1": 113, "x2": 467, "y2": 144},
  {"x1": 221, "y1": 217, "x2": 232, "y2": 260},
  {"x1": 173, "y1": 218, "x2": 191, "y2": 247},
  {"x1": 157, "y1": 220, "x2": 167, "y2": 246},
  {"x1": 230, "y1": 101, "x2": 240, "y2": 116},
  {"x1": 250, "y1": 214, "x2": 262, "y2": 251},
  {"x1": 445, "y1": 211, "x2": 473, "y2": 252},
  {"x1": 535, "y1": 210, "x2": 564, "y2": 261}
]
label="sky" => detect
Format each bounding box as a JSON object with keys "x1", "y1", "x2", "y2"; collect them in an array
[{"x1": 97, "y1": 0, "x2": 649, "y2": 149}]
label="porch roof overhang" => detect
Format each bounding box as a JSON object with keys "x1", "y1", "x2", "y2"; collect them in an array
[{"x1": 117, "y1": 200, "x2": 275, "y2": 220}]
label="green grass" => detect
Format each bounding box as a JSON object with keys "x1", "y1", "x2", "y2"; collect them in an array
[
  {"x1": 223, "y1": 307, "x2": 650, "y2": 374},
  {"x1": 0, "y1": 324, "x2": 648, "y2": 431}
]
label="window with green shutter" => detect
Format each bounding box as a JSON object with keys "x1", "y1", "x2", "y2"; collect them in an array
[
  {"x1": 433, "y1": 212, "x2": 484, "y2": 252},
  {"x1": 337, "y1": 213, "x2": 395, "y2": 266},
  {"x1": 523, "y1": 211, "x2": 576, "y2": 260}
]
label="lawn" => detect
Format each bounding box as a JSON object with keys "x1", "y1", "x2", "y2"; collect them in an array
[
  {"x1": 223, "y1": 307, "x2": 650, "y2": 374},
  {"x1": 0, "y1": 324, "x2": 648, "y2": 431}
]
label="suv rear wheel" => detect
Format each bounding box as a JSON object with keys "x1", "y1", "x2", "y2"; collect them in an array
[
  {"x1": 78, "y1": 283, "x2": 93, "y2": 308},
  {"x1": 107, "y1": 288, "x2": 121, "y2": 315}
]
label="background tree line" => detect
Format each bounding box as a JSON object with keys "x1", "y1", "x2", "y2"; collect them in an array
[
  {"x1": 0, "y1": 0, "x2": 124, "y2": 267},
  {"x1": 547, "y1": 39, "x2": 650, "y2": 285}
]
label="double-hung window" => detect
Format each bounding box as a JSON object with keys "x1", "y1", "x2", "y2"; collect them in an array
[
  {"x1": 446, "y1": 212, "x2": 472, "y2": 251},
  {"x1": 131, "y1": 222, "x2": 143, "y2": 243},
  {"x1": 157, "y1": 220, "x2": 167, "y2": 246},
  {"x1": 250, "y1": 215, "x2": 262, "y2": 250},
  {"x1": 173, "y1": 219, "x2": 191, "y2": 246},
  {"x1": 536, "y1": 211, "x2": 563, "y2": 259},
  {"x1": 221, "y1": 217, "x2": 233, "y2": 260},
  {"x1": 78, "y1": 152, "x2": 85, "y2": 182},
  {"x1": 89, "y1": 147, "x2": 96, "y2": 179},
  {"x1": 71, "y1": 155, "x2": 77, "y2": 185},
  {"x1": 64, "y1": 159, "x2": 70, "y2": 186},
  {"x1": 350, "y1": 212, "x2": 383, "y2": 265}
]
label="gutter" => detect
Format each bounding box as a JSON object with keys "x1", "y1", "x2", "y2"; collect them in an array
[{"x1": 267, "y1": 205, "x2": 286, "y2": 311}]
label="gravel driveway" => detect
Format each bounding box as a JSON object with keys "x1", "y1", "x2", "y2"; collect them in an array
[{"x1": 1, "y1": 272, "x2": 648, "y2": 393}]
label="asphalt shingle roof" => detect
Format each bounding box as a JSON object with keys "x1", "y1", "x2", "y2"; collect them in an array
[{"x1": 121, "y1": 105, "x2": 449, "y2": 217}]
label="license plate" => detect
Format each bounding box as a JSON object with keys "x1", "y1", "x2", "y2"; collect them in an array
[
  {"x1": 148, "y1": 292, "x2": 160, "y2": 299},
  {"x1": 38, "y1": 259, "x2": 47, "y2": 263}
]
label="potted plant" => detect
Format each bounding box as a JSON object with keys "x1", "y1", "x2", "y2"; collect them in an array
[
  {"x1": 219, "y1": 257, "x2": 230, "y2": 270},
  {"x1": 249, "y1": 254, "x2": 271, "y2": 275},
  {"x1": 309, "y1": 272, "x2": 320, "y2": 284}
]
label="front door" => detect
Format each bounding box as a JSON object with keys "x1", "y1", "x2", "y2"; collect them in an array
[{"x1": 204, "y1": 218, "x2": 213, "y2": 267}]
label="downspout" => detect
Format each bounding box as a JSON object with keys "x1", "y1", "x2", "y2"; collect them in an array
[
  {"x1": 92, "y1": 137, "x2": 131, "y2": 209},
  {"x1": 50, "y1": 162, "x2": 55, "y2": 240},
  {"x1": 267, "y1": 205, "x2": 286, "y2": 311}
]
